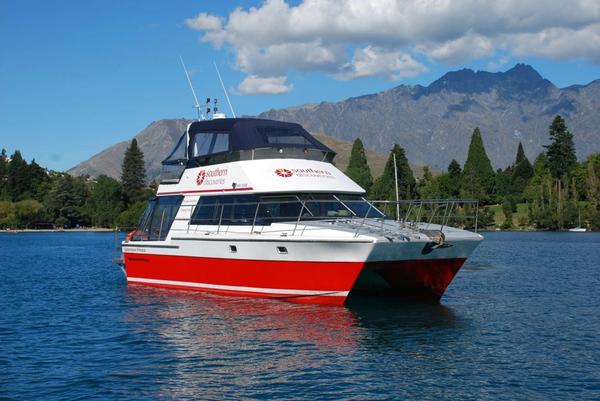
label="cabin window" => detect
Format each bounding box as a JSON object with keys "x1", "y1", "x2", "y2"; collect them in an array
[
  {"x1": 191, "y1": 195, "x2": 260, "y2": 225},
  {"x1": 191, "y1": 132, "x2": 229, "y2": 157},
  {"x1": 189, "y1": 193, "x2": 385, "y2": 226},
  {"x1": 134, "y1": 195, "x2": 184, "y2": 241},
  {"x1": 257, "y1": 127, "x2": 312, "y2": 146}
]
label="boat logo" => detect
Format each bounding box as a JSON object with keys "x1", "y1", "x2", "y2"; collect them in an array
[
  {"x1": 196, "y1": 169, "x2": 206, "y2": 185},
  {"x1": 275, "y1": 168, "x2": 293, "y2": 178}
]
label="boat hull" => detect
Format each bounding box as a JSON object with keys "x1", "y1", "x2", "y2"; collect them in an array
[{"x1": 123, "y1": 238, "x2": 478, "y2": 305}]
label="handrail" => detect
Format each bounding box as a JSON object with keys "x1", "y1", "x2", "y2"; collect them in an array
[{"x1": 131, "y1": 198, "x2": 480, "y2": 241}]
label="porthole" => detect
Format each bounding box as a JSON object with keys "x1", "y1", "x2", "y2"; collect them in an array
[
  {"x1": 229, "y1": 245, "x2": 237, "y2": 253},
  {"x1": 277, "y1": 246, "x2": 288, "y2": 254}
]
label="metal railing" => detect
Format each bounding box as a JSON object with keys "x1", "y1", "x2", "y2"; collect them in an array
[{"x1": 168, "y1": 198, "x2": 479, "y2": 239}]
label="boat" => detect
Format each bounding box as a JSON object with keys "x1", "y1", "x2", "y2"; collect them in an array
[
  {"x1": 117, "y1": 114, "x2": 483, "y2": 305},
  {"x1": 568, "y1": 213, "x2": 587, "y2": 232}
]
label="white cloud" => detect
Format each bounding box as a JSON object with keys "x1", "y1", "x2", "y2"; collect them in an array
[
  {"x1": 337, "y1": 46, "x2": 428, "y2": 80},
  {"x1": 237, "y1": 75, "x2": 294, "y2": 95},
  {"x1": 185, "y1": 13, "x2": 222, "y2": 31},
  {"x1": 187, "y1": 0, "x2": 600, "y2": 93}
]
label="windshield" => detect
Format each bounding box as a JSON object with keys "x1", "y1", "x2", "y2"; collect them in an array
[{"x1": 190, "y1": 193, "x2": 384, "y2": 226}]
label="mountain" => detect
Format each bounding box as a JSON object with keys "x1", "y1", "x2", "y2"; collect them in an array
[
  {"x1": 259, "y1": 64, "x2": 600, "y2": 170},
  {"x1": 68, "y1": 119, "x2": 191, "y2": 182},
  {"x1": 69, "y1": 64, "x2": 600, "y2": 179},
  {"x1": 67, "y1": 119, "x2": 404, "y2": 181}
]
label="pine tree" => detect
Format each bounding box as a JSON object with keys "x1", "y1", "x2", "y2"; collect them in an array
[
  {"x1": 448, "y1": 159, "x2": 461, "y2": 178},
  {"x1": 7, "y1": 150, "x2": 30, "y2": 201},
  {"x1": 0, "y1": 149, "x2": 8, "y2": 200},
  {"x1": 545, "y1": 115, "x2": 577, "y2": 179},
  {"x1": 511, "y1": 142, "x2": 534, "y2": 200},
  {"x1": 371, "y1": 144, "x2": 416, "y2": 202},
  {"x1": 121, "y1": 139, "x2": 146, "y2": 203},
  {"x1": 461, "y1": 128, "x2": 495, "y2": 202},
  {"x1": 345, "y1": 138, "x2": 373, "y2": 193}
]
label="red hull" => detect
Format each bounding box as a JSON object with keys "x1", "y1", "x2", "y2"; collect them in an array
[
  {"x1": 124, "y1": 253, "x2": 465, "y2": 305},
  {"x1": 124, "y1": 253, "x2": 362, "y2": 305}
]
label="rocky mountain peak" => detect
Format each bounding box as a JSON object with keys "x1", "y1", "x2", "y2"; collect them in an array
[{"x1": 427, "y1": 63, "x2": 552, "y2": 96}]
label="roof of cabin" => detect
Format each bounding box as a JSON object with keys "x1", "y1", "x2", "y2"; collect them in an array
[{"x1": 187, "y1": 118, "x2": 334, "y2": 154}]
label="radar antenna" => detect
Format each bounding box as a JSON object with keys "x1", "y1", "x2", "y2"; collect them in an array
[
  {"x1": 214, "y1": 61, "x2": 236, "y2": 118},
  {"x1": 179, "y1": 56, "x2": 203, "y2": 120}
]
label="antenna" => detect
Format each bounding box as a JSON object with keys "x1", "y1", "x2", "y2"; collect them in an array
[
  {"x1": 179, "y1": 56, "x2": 203, "y2": 120},
  {"x1": 213, "y1": 61, "x2": 236, "y2": 118}
]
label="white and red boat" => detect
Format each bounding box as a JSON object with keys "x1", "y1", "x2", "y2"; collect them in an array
[{"x1": 120, "y1": 116, "x2": 483, "y2": 305}]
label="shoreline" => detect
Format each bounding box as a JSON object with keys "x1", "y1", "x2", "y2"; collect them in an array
[{"x1": 2, "y1": 228, "x2": 117, "y2": 233}]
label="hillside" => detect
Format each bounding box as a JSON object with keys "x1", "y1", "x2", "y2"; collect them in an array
[{"x1": 259, "y1": 64, "x2": 600, "y2": 170}]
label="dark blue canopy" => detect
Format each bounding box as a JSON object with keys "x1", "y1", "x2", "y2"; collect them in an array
[{"x1": 187, "y1": 118, "x2": 334, "y2": 156}]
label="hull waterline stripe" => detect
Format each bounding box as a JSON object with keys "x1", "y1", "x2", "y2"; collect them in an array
[
  {"x1": 157, "y1": 187, "x2": 254, "y2": 196},
  {"x1": 127, "y1": 277, "x2": 349, "y2": 297}
]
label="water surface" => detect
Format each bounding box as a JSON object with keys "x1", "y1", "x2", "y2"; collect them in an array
[{"x1": 1, "y1": 232, "x2": 599, "y2": 400}]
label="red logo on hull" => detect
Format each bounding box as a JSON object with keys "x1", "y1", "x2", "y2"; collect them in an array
[
  {"x1": 196, "y1": 170, "x2": 206, "y2": 185},
  {"x1": 275, "y1": 168, "x2": 293, "y2": 178}
]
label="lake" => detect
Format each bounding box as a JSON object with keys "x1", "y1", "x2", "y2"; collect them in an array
[{"x1": 1, "y1": 232, "x2": 599, "y2": 400}]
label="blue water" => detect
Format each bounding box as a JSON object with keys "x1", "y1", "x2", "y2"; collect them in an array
[{"x1": 1, "y1": 232, "x2": 599, "y2": 400}]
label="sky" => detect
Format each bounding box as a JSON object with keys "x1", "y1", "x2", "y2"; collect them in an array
[{"x1": 1, "y1": 0, "x2": 599, "y2": 171}]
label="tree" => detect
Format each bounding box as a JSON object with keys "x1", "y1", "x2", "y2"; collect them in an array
[
  {"x1": 121, "y1": 138, "x2": 146, "y2": 203},
  {"x1": 371, "y1": 144, "x2": 416, "y2": 202},
  {"x1": 84, "y1": 175, "x2": 126, "y2": 227},
  {"x1": 345, "y1": 138, "x2": 373, "y2": 193},
  {"x1": 461, "y1": 128, "x2": 495, "y2": 203},
  {"x1": 417, "y1": 166, "x2": 439, "y2": 198},
  {"x1": 45, "y1": 175, "x2": 89, "y2": 228},
  {"x1": 445, "y1": 159, "x2": 462, "y2": 197},
  {"x1": 545, "y1": 115, "x2": 577, "y2": 179},
  {"x1": 0, "y1": 149, "x2": 8, "y2": 200},
  {"x1": 7, "y1": 150, "x2": 30, "y2": 201},
  {"x1": 14, "y1": 199, "x2": 43, "y2": 228},
  {"x1": 511, "y1": 142, "x2": 534, "y2": 200},
  {"x1": 502, "y1": 198, "x2": 513, "y2": 229}
]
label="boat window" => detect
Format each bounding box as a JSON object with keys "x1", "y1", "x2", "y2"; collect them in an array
[
  {"x1": 133, "y1": 195, "x2": 184, "y2": 241},
  {"x1": 189, "y1": 193, "x2": 385, "y2": 226},
  {"x1": 337, "y1": 195, "x2": 385, "y2": 218},
  {"x1": 300, "y1": 194, "x2": 352, "y2": 218},
  {"x1": 257, "y1": 127, "x2": 312, "y2": 146},
  {"x1": 191, "y1": 132, "x2": 229, "y2": 158},
  {"x1": 191, "y1": 195, "x2": 260, "y2": 225},
  {"x1": 162, "y1": 133, "x2": 188, "y2": 165}
]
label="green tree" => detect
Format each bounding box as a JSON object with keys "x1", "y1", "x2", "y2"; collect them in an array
[
  {"x1": 511, "y1": 142, "x2": 534, "y2": 200},
  {"x1": 417, "y1": 166, "x2": 439, "y2": 198},
  {"x1": 502, "y1": 198, "x2": 513, "y2": 229},
  {"x1": 84, "y1": 175, "x2": 126, "y2": 227},
  {"x1": 121, "y1": 138, "x2": 146, "y2": 203},
  {"x1": 14, "y1": 199, "x2": 43, "y2": 228},
  {"x1": 345, "y1": 138, "x2": 373, "y2": 193},
  {"x1": 45, "y1": 175, "x2": 89, "y2": 228},
  {"x1": 116, "y1": 201, "x2": 148, "y2": 228},
  {"x1": 371, "y1": 144, "x2": 416, "y2": 203},
  {"x1": 0, "y1": 201, "x2": 16, "y2": 228},
  {"x1": 0, "y1": 149, "x2": 8, "y2": 200},
  {"x1": 461, "y1": 128, "x2": 495, "y2": 203},
  {"x1": 545, "y1": 115, "x2": 577, "y2": 179},
  {"x1": 7, "y1": 150, "x2": 30, "y2": 201}
]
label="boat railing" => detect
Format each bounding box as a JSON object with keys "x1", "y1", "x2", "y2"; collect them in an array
[{"x1": 168, "y1": 198, "x2": 479, "y2": 238}]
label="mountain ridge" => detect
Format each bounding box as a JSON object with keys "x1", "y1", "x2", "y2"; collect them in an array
[
  {"x1": 259, "y1": 64, "x2": 600, "y2": 169},
  {"x1": 68, "y1": 64, "x2": 600, "y2": 179}
]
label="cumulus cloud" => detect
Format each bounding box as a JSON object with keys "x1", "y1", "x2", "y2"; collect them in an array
[
  {"x1": 187, "y1": 0, "x2": 600, "y2": 93},
  {"x1": 337, "y1": 46, "x2": 428, "y2": 80},
  {"x1": 237, "y1": 75, "x2": 294, "y2": 95}
]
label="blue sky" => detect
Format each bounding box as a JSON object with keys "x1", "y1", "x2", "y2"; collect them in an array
[{"x1": 1, "y1": 0, "x2": 599, "y2": 171}]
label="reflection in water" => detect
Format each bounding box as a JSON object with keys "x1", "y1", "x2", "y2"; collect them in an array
[{"x1": 121, "y1": 287, "x2": 466, "y2": 398}]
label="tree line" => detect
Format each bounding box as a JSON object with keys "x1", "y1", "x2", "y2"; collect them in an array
[
  {"x1": 344, "y1": 115, "x2": 600, "y2": 231},
  {"x1": 2, "y1": 115, "x2": 598, "y2": 231},
  {"x1": 0, "y1": 139, "x2": 151, "y2": 229}
]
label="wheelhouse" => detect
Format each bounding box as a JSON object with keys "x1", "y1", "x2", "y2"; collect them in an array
[{"x1": 160, "y1": 118, "x2": 335, "y2": 183}]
